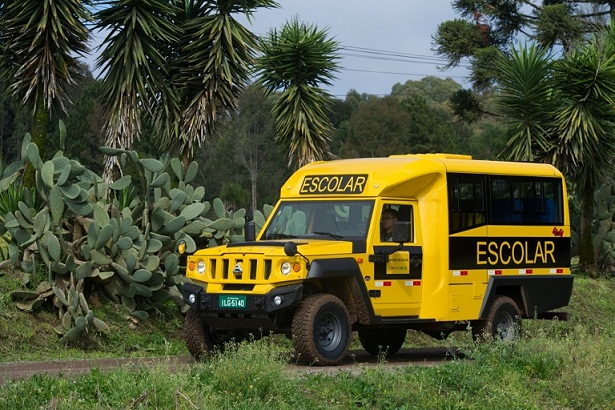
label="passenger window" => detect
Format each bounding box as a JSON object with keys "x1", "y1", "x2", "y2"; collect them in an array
[
  {"x1": 448, "y1": 174, "x2": 486, "y2": 233},
  {"x1": 490, "y1": 177, "x2": 563, "y2": 225}
]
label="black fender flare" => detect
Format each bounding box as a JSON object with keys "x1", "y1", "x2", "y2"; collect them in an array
[
  {"x1": 307, "y1": 258, "x2": 377, "y2": 323},
  {"x1": 479, "y1": 275, "x2": 574, "y2": 318}
]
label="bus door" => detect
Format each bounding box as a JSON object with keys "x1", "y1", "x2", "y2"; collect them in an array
[{"x1": 368, "y1": 203, "x2": 423, "y2": 317}]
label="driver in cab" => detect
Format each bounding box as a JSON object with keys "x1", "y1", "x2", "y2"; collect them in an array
[{"x1": 381, "y1": 209, "x2": 398, "y2": 241}]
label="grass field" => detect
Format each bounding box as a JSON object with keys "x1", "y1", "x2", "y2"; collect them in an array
[{"x1": 0, "y1": 273, "x2": 614, "y2": 409}]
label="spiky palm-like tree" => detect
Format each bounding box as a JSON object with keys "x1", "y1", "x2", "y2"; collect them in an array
[
  {"x1": 169, "y1": 0, "x2": 277, "y2": 161},
  {"x1": 496, "y1": 44, "x2": 555, "y2": 161},
  {"x1": 95, "y1": 0, "x2": 180, "y2": 180},
  {"x1": 496, "y1": 27, "x2": 615, "y2": 277},
  {"x1": 256, "y1": 17, "x2": 340, "y2": 168},
  {"x1": 0, "y1": 0, "x2": 91, "y2": 159},
  {"x1": 95, "y1": 0, "x2": 278, "y2": 178}
]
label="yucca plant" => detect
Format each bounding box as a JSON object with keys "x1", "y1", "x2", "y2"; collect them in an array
[
  {"x1": 0, "y1": 0, "x2": 90, "y2": 173},
  {"x1": 496, "y1": 25, "x2": 615, "y2": 277},
  {"x1": 256, "y1": 17, "x2": 340, "y2": 168}
]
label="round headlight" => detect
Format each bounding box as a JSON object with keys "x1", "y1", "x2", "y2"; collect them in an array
[
  {"x1": 197, "y1": 260, "x2": 206, "y2": 274},
  {"x1": 273, "y1": 295, "x2": 283, "y2": 306},
  {"x1": 188, "y1": 294, "x2": 196, "y2": 304},
  {"x1": 281, "y1": 261, "x2": 292, "y2": 276}
]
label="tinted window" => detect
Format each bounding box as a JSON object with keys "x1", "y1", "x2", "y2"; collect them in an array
[{"x1": 448, "y1": 174, "x2": 486, "y2": 233}]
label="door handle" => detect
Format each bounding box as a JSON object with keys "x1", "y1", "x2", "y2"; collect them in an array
[{"x1": 411, "y1": 255, "x2": 422, "y2": 269}]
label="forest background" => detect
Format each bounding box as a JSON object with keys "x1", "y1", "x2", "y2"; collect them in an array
[{"x1": 0, "y1": 73, "x2": 487, "y2": 211}]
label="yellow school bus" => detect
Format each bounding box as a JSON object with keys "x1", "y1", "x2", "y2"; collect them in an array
[{"x1": 181, "y1": 154, "x2": 573, "y2": 365}]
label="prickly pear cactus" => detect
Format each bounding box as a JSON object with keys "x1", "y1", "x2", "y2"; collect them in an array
[
  {"x1": 594, "y1": 180, "x2": 615, "y2": 275},
  {"x1": 1, "y1": 133, "x2": 272, "y2": 345}
]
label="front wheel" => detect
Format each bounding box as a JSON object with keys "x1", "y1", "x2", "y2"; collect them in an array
[
  {"x1": 471, "y1": 296, "x2": 522, "y2": 342},
  {"x1": 292, "y1": 294, "x2": 351, "y2": 365},
  {"x1": 183, "y1": 308, "x2": 215, "y2": 360}
]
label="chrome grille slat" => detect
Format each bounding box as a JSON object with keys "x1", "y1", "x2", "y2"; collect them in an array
[{"x1": 206, "y1": 257, "x2": 274, "y2": 282}]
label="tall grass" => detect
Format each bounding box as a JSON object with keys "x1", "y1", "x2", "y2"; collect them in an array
[
  {"x1": 1, "y1": 277, "x2": 614, "y2": 409},
  {"x1": 1, "y1": 325, "x2": 615, "y2": 409}
]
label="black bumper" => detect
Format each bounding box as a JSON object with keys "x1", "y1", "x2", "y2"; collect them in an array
[{"x1": 182, "y1": 282, "x2": 303, "y2": 330}]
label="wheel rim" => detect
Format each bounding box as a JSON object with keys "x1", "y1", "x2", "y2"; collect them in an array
[
  {"x1": 494, "y1": 310, "x2": 515, "y2": 341},
  {"x1": 315, "y1": 311, "x2": 342, "y2": 352}
]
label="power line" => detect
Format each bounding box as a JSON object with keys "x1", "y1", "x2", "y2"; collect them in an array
[
  {"x1": 341, "y1": 68, "x2": 467, "y2": 80},
  {"x1": 343, "y1": 45, "x2": 449, "y2": 63}
]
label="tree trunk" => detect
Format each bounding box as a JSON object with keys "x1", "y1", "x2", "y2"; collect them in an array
[
  {"x1": 250, "y1": 173, "x2": 257, "y2": 215},
  {"x1": 23, "y1": 88, "x2": 49, "y2": 188},
  {"x1": 579, "y1": 182, "x2": 599, "y2": 278}
]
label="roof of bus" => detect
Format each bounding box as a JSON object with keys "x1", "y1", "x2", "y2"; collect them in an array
[{"x1": 280, "y1": 154, "x2": 562, "y2": 199}]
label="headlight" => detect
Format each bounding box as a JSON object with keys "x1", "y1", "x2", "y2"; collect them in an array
[
  {"x1": 197, "y1": 260, "x2": 206, "y2": 274},
  {"x1": 281, "y1": 261, "x2": 292, "y2": 276},
  {"x1": 188, "y1": 294, "x2": 196, "y2": 304}
]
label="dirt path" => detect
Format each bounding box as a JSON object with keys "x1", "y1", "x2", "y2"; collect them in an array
[{"x1": 0, "y1": 347, "x2": 464, "y2": 386}]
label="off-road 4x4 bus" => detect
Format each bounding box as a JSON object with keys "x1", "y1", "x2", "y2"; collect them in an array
[{"x1": 181, "y1": 154, "x2": 573, "y2": 365}]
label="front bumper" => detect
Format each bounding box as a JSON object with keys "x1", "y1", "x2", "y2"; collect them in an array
[{"x1": 182, "y1": 282, "x2": 303, "y2": 330}]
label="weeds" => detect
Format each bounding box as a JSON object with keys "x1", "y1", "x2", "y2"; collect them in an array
[{"x1": 1, "y1": 277, "x2": 615, "y2": 408}]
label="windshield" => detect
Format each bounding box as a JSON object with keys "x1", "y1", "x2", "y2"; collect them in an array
[{"x1": 262, "y1": 200, "x2": 374, "y2": 240}]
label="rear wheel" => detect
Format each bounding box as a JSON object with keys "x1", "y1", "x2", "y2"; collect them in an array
[
  {"x1": 472, "y1": 296, "x2": 522, "y2": 342},
  {"x1": 292, "y1": 294, "x2": 351, "y2": 365},
  {"x1": 358, "y1": 328, "x2": 406, "y2": 356}
]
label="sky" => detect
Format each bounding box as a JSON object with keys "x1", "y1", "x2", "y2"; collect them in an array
[
  {"x1": 236, "y1": 0, "x2": 470, "y2": 97},
  {"x1": 86, "y1": 1, "x2": 470, "y2": 98}
]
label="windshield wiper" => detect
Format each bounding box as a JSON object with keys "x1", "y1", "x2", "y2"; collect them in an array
[
  {"x1": 265, "y1": 233, "x2": 297, "y2": 239},
  {"x1": 313, "y1": 231, "x2": 344, "y2": 240}
]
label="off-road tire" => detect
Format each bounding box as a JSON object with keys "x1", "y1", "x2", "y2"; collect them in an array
[
  {"x1": 471, "y1": 295, "x2": 522, "y2": 342},
  {"x1": 358, "y1": 328, "x2": 406, "y2": 356},
  {"x1": 184, "y1": 308, "x2": 215, "y2": 361},
  {"x1": 292, "y1": 294, "x2": 351, "y2": 365}
]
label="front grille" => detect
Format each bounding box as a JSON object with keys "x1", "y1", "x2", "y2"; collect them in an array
[{"x1": 208, "y1": 257, "x2": 274, "y2": 282}]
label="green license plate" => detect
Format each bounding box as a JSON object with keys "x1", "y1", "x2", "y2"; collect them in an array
[{"x1": 218, "y1": 295, "x2": 246, "y2": 309}]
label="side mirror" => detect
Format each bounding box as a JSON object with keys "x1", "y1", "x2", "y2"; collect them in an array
[
  {"x1": 284, "y1": 241, "x2": 298, "y2": 256},
  {"x1": 392, "y1": 221, "x2": 411, "y2": 243},
  {"x1": 245, "y1": 221, "x2": 256, "y2": 242}
]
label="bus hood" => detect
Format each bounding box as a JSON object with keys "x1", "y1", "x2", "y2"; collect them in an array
[{"x1": 193, "y1": 239, "x2": 356, "y2": 258}]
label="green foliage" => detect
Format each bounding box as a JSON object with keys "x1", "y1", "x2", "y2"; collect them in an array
[
  {"x1": 449, "y1": 88, "x2": 484, "y2": 123},
  {"x1": 257, "y1": 17, "x2": 340, "y2": 168},
  {"x1": 534, "y1": 3, "x2": 585, "y2": 50},
  {"x1": 220, "y1": 182, "x2": 251, "y2": 209},
  {"x1": 391, "y1": 76, "x2": 461, "y2": 104},
  {"x1": 593, "y1": 180, "x2": 615, "y2": 275},
  {"x1": 435, "y1": 0, "x2": 600, "y2": 89},
  {"x1": 0, "y1": 135, "x2": 271, "y2": 345},
  {"x1": 432, "y1": 18, "x2": 485, "y2": 68},
  {"x1": 0, "y1": 0, "x2": 90, "y2": 114},
  {"x1": 469, "y1": 46, "x2": 502, "y2": 90},
  {"x1": 495, "y1": 43, "x2": 554, "y2": 161}
]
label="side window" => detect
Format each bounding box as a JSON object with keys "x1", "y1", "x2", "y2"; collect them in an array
[
  {"x1": 541, "y1": 180, "x2": 563, "y2": 224},
  {"x1": 448, "y1": 174, "x2": 486, "y2": 233},
  {"x1": 379, "y1": 204, "x2": 413, "y2": 243},
  {"x1": 490, "y1": 178, "x2": 523, "y2": 224},
  {"x1": 490, "y1": 177, "x2": 563, "y2": 225}
]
